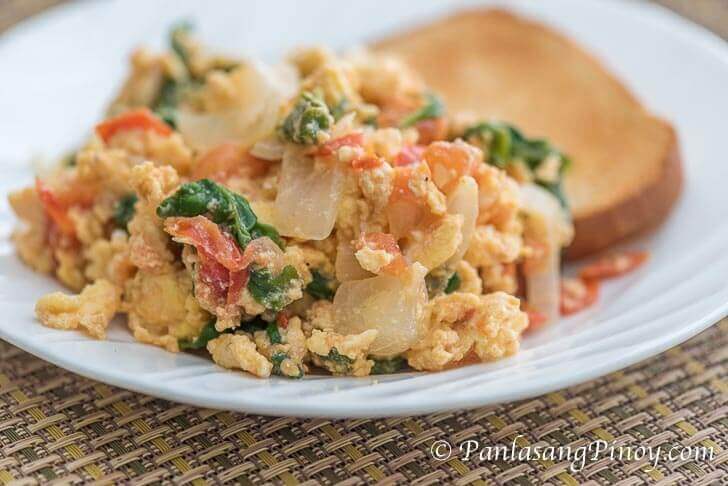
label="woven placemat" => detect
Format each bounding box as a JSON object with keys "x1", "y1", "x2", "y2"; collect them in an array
[
  {"x1": 0, "y1": 321, "x2": 726, "y2": 485},
  {"x1": 1, "y1": 1, "x2": 728, "y2": 484}
]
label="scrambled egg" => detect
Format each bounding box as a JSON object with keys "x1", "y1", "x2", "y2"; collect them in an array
[
  {"x1": 36, "y1": 279, "x2": 120, "y2": 339},
  {"x1": 9, "y1": 26, "x2": 575, "y2": 379}
]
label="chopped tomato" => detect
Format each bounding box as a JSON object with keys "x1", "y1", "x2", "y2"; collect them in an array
[
  {"x1": 525, "y1": 309, "x2": 548, "y2": 332},
  {"x1": 579, "y1": 251, "x2": 649, "y2": 280},
  {"x1": 351, "y1": 156, "x2": 382, "y2": 170},
  {"x1": 192, "y1": 142, "x2": 267, "y2": 181},
  {"x1": 423, "y1": 140, "x2": 479, "y2": 193},
  {"x1": 239, "y1": 236, "x2": 284, "y2": 271},
  {"x1": 393, "y1": 145, "x2": 425, "y2": 167},
  {"x1": 95, "y1": 108, "x2": 172, "y2": 143},
  {"x1": 390, "y1": 162, "x2": 431, "y2": 203},
  {"x1": 416, "y1": 117, "x2": 448, "y2": 145},
  {"x1": 317, "y1": 132, "x2": 364, "y2": 156},
  {"x1": 560, "y1": 277, "x2": 600, "y2": 316},
  {"x1": 377, "y1": 96, "x2": 418, "y2": 128},
  {"x1": 227, "y1": 268, "x2": 249, "y2": 305},
  {"x1": 35, "y1": 178, "x2": 76, "y2": 236},
  {"x1": 276, "y1": 311, "x2": 290, "y2": 328},
  {"x1": 197, "y1": 248, "x2": 232, "y2": 300},
  {"x1": 355, "y1": 232, "x2": 406, "y2": 275},
  {"x1": 164, "y1": 216, "x2": 245, "y2": 271}
]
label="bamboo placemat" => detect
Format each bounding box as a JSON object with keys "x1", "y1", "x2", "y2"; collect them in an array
[{"x1": 1, "y1": 1, "x2": 727, "y2": 484}]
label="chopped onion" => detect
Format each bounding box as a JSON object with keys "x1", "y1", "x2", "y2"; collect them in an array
[
  {"x1": 520, "y1": 183, "x2": 573, "y2": 323},
  {"x1": 333, "y1": 263, "x2": 428, "y2": 357},
  {"x1": 444, "y1": 176, "x2": 479, "y2": 267},
  {"x1": 273, "y1": 148, "x2": 344, "y2": 240},
  {"x1": 177, "y1": 61, "x2": 296, "y2": 152},
  {"x1": 335, "y1": 239, "x2": 373, "y2": 281}
]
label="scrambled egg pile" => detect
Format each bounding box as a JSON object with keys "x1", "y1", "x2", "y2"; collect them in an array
[{"x1": 10, "y1": 26, "x2": 573, "y2": 378}]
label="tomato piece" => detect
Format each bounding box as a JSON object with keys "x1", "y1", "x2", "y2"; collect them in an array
[
  {"x1": 416, "y1": 117, "x2": 448, "y2": 145},
  {"x1": 525, "y1": 309, "x2": 549, "y2": 332},
  {"x1": 164, "y1": 216, "x2": 245, "y2": 271},
  {"x1": 423, "y1": 140, "x2": 480, "y2": 193},
  {"x1": 560, "y1": 277, "x2": 600, "y2": 316},
  {"x1": 96, "y1": 108, "x2": 172, "y2": 143},
  {"x1": 227, "y1": 269, "x2": 249, "y2": 305},
  {"x1": 197, "y1": 247, "x2": 231, "y2": 302},
  {"x1": 317, "y1": 132, "x2": 364, "y2": 156},
  {"x1": 393, "y1": 145, "x2": 425, "y2": 167},
  {"x1": 579, "y1": 251, "x2": 649, "y2": 280},
  {"x1": 351, "y1": 156, "x2": 382, "y2": 171},
  {"x1": 276, "y1": 311, "x2": 290, "y2": 328},
  {"x1": 35, "y1": 178, "x2": 76, "y2": 236},
  {"x1": 390, "y1": 162, "x2": 432, "y2": 203},
  {"x1": 355, "y1": 232, "x2": 406, "y2": 275},
  {"x1": 377, "y1": 96, "x2": 418, "y2": 128},
  {"x1": 192, "y1": 142, "x2": 267, "y2": 181}
]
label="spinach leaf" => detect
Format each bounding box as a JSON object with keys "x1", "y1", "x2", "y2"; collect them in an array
[
  {"x1": 157, "y1": 179, "x2": 283, "y2": 249},
  {"x1": 152, "y1": 77, "x2": 200, "y2": 129},
  {"x1": 113, "y1": 193, "x2": 138, "y2": 230},
  {"x1": 247, "y1": 265, "x2": 299, "y2": 312},
  {"x1": 305, "y1": 270, "x2": 336, "y2": 301},
  {"x1": 318, "y1": 348, "x2": 353, "y2": 374},
  {"x1": 250, "y1": 221, "x2": 285, "y2": 250},
  {"x1": 330, "y1": 97, "x2": 350, "y2": 121},
  {"x1": 399, "y1": 93, "x2": 444, "y2": 128},
  {"x1": 178, "y1": 321, "x2": 219, "y2": 350},
  {"x1": 239, "y1": 316, "x2": 268, "y2": 334},
  {"x1": 266, "y1": 322, "x2": 282, "y2": 345},
  {"x1": 170, "y1": 21, "x2": 194, "y2": 67},
  {"x1": 444, "y1": 272, "x2": 461, "y2": 294},
  {"x1": 279, "y1": 91, "x2": 333, "y2": 144},
  {"x1": 371, "y1": 356, "x2": 406, "y2": 375},
  {"x1": 271, "y1": 351, "x2": 304, "y2": 379},
  {"x1": 463, "y1": 121, "x2": 571, "y2": 207}
]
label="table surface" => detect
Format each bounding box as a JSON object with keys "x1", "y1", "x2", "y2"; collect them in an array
[{"x1": 1, "y1": 1, "x2": 727, "y2": 484}]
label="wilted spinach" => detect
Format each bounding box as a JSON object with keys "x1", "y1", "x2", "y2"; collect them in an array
[{"x1": 247, "y1": 265, "x2": 299, "y2": 312}]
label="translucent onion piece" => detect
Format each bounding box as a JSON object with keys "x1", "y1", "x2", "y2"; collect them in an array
[
  {"x1": 178, "y1": 61, "x2": 296, "y2": 152},
  {"x1": 333, "y1": 263, "x2": 428, "y2": 357},
  {"x1": 335, "y1": 239, "x2": 373, "y2": 282},
  {"x1": 444, "y1": 176, "x2": 479, "y2": 268},
  {"x1": 520, "y1": 183, "x2": 572, "y2": 323},
  {"x1": 403, "y1": 214, "x2": 462, "y2": 271},
  {"x1": 273, "y1": 148, "x2": 344, "y2": 240}
]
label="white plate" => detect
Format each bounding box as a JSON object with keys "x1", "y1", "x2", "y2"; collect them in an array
[{"x1": 1, "y1": 0, "x2": 727, "y2": 418}]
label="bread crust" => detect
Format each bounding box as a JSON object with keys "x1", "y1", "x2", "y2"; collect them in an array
[
  {"x1": 374, "y1": 8, "x2": 684, "y2": 259},
  {"x1": 566, "y1": 127, "x2": 683, "y2": 259}
]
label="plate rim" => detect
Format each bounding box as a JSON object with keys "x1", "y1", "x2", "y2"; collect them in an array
[{"x1": 1, "y1": 0, "x2": 728, "y2": 418}]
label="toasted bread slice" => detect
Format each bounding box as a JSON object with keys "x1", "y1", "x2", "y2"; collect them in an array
[{"x1": 374, "y1": 9, "x2": 683, "y2": 259}]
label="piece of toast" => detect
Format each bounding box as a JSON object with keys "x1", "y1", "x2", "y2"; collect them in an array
[{"x1": 373, "y1": 9, "x2": 683, "y2": 259}]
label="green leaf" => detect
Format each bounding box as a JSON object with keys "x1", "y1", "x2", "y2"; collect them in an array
[
  {"x1": 271, "y1": 351, "x2": 304, "y2": 379},
  {"x1": 371, "y1": 356, "x2": 406, "y2": 375},
  {"x1": 170, "y1": 21, "x2": 194, "y2": 67},
  {"x1": 330, "y1": 97, "x2": 350, "y2": 121},
  {"x1": 399, "y1": 93, "x2": 444, "y2": 128},
  {"x1": 279, "y1": 91, "x2": 333, "y2": 144},
  {"x1": 247, "y1": 265, "x2": 299, "y2": 312},
  {"x1": 157, "y1": 179, "x2": 282, "y2": 249},
  {"x1": 318, "y1": 347, "x2": 353, "y2": 374},
  {"x1": 444, "y1": 272, "x2": 461, "y2": 294},
  {"x1": 113, "y1": 193, "x2": 138, "y2": 230},
  {"x1": 305, "y1": 270, "x2": 336, "y2": 301},
  {"x1": 462, "y1": 120, "x2": 571, "y2": 208},
  {"x1": 266, "y1": 322, "x2": 282, "y2": 345},
  {"x1": 250, "y1": 221, "x2": 285, "y2": 250},
  {"x1": 238, "y1": 316, "x2": 268, "y2": 333},
  {"x1": 178, "y1": 321, "x2": 219, "y2": 350}
]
